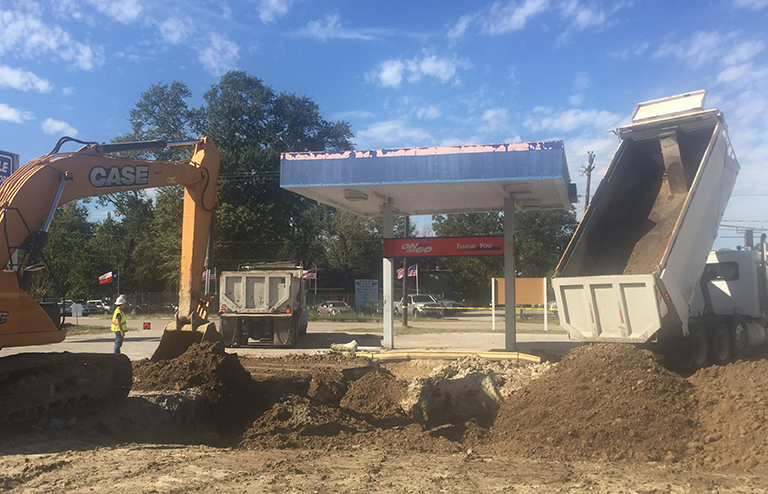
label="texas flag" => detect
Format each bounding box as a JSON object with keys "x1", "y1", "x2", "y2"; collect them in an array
[{"x1": 98, "y1": 270, "x2": 117, "y2": 285}]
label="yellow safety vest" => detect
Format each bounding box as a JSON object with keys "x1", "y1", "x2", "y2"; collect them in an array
[{"x1": 111, "y1": 307, "x2": 128, "y2": 332}]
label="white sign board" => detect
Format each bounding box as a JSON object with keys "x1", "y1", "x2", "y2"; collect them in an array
[
  {"x1": 354, "y1": 279, "x2": 378, "y2": 307},
  {"x1": 71, "y1": 303, "x2": 83, "y2": 317}
]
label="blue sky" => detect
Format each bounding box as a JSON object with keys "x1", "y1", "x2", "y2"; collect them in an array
[{"x1": 1, "y1": 0, "x2": 767, "y2": 248}]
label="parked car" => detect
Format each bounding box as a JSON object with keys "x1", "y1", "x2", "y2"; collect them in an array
[
  {"x1": 88, "y1": 299, "x2": 111, "y2": 315},
  {"x1": 316, "y1": 300, "x2": 353, "y2": 315},
  {"x1": 438, "y1": 298, "x2": 465, "y2": 314},
  {"x1": 360, "y1": 300, "x2": 383, "y2": 315},
  {"x1": 399, "y1": 294, "x2": 444, "y2": 317}
]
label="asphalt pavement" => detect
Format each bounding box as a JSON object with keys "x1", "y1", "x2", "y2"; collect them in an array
[{"x1": 2, "y1": 313, "x2": 579, "y2": 361}]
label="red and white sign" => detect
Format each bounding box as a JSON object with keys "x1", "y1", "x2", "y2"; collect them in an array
[{"x1": 383, "y1": 236, "x2": 505, "y2": 258}]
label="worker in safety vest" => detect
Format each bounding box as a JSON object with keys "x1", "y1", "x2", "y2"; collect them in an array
[{"x1": 111, "y1": 295, "x2": 128, "y2": 354}]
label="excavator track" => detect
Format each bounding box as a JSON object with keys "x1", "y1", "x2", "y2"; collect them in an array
[{"x1": 0, "y1": 352, "x2": 132, "y2": 422}]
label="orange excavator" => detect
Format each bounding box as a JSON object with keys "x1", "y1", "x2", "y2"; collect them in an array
[{"x1": 0, "y1": 137, "x2": 221, "y2": 419}]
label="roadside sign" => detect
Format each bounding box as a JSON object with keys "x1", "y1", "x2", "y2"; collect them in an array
[
  {"x1": 383, "y1": 236, "x2": 506, "y2": 258},
  {"x1": 355, "y1": 279, "x2": 378, "y2": 307},
  {"x1": 0, "y1": 150, "x2": 19, "y2": 185}
]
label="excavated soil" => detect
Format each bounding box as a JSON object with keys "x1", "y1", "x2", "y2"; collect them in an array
[
  {"x1": 687, "y1": 359, "x2": 768, "y2": 469},
  {"x1": 2, "y1": 342, "x2": 768, "y2": 492},
  {"x1": 487, "y1": 344, "x2": 697, "y2": 461}
]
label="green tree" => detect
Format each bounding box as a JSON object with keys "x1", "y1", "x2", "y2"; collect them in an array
[
  {"x1": 431, "y1": 210, "x2": 577, "y2": 304},
  {"x1": 28, "y1": 202, "x2": 96, "y2": 300},
  {"x1": 193, "y1": 71, "x2": 354, "y2": 268}
]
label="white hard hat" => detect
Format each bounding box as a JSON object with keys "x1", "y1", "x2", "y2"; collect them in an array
[{"x1": 115, "y1": 295, "x2": 127, "y2": 305}]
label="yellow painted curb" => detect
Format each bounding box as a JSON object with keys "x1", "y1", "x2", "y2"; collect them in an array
[{"x1": 354, "y1": 350, "x2": 540, "y2": 363}]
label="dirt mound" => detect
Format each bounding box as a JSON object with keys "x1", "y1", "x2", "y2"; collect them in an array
[
  {"x1": 487, "y1": 344, "x2": 697, "y2": 461},
  {"x1": 339, "y1": 369, "x2": 410, "y2": 425},
  {"x1": 239, "y1": 394, "x2": 375, "y2": 449},
  {"x1": 687, "y1": 359, "x2": 768, "y2": 469},
  {"x1": 132, "y1": 341, "x2": 257, "y2": 430}
]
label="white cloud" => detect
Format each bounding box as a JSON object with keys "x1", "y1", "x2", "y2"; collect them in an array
[
  {"x1": 480, "y1": 108, "x2": 510, "y2": 133},
  {"x1": 653, "y1": 31, "x2": 729, "y2": 69},
  {"x1": 0, "y1": 9, "x2": 105, "y2": 70},
  {"x1": 85, "y1": 0, "x2": 142, "y2": 24},
  {"x1": 483, "y1": 0, "x2": 549, "y2": 35},
  {"x1": 199, "y1": 34, "x2": 239, "y2": 77},
  {"x1": 332, "y1": 110, "x2": 375, "y2": 121},
  {"x1": 62, "y1": 87, "x2": 75, "y2": 96},
  {"x1": 42, "y1": 118, "x2": 78, "y2": 136},
  {"x1": 447, "y1": 13, "x2": 476, "y2": 39},
  {"x1": 376, "y1": 60, "x2": 405, "y2": 87},
  {"x1": 569, "y1": 72, "x2": 589, "y2": 106},
  {"x1": 0, "y1": 65, "x2": 52, "y2": 92},
  {"x1": 410, "y1": 55, "x2": 461, "y2": 83},
  {"x1": 371, "y1": 54, "x2": 469, "y2": 88},
  {"x1": 298, "y1": 13, "x2": 381, "y2": 41},
  {"x1": 524, "y1": 107, "x2": 623, "y2": 132},
  {"x1": 725, "y1": 40, "x2": 764, "y2": 66},
  {"x1": 356, "y1": 120, "x2": 432, "y2": 148},
  {"x1": 717, "y1": 62, "x2": 768, "y2": 86},
  {"x1": 416, "y1": 105, "x2": 441, "y2": 119},
  {"x1": 0, "y1": 103, "x2": 33, "y2": 123},
  {"x1": 258, "y1": 0, "x2": 292, "y2": 23},
  {"x1": 158, "y1": 17, "x2": 191, "y2": 44},
  {"x1": 609, "y1": 41, "x2": 649, "y2": 60},
  {"x1": 559, "y1": 1, "x2": 605, "y2": 30},
  {"x1": 733, "y1": 0, "x2": 768, "y2": 9}
]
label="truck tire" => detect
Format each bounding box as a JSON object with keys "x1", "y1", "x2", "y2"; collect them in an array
[
  {"x1": 731, "y1": 316, "x2": 749, "y2": 359},
  {"x1": 709, "y1": 323, "x2": 732, "y2": 366},
  {"x1": 689, "y1": 326, "x2": 710, "y2": 370},
  {"x1": 220, "y1": 317, "x2": 240, "y2": 348}
]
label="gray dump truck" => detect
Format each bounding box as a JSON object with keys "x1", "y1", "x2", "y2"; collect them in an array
[
  {"x1": 218, "y1": 262, "x2": 308, "y2": 347},
  {"x1": 553, "y1": 90, "x2": 768, "y2": 367}
]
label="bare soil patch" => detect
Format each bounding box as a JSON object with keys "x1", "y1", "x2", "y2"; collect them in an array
[{"x1": 2, "y1": 342, "x2": 768, "y2": 492}]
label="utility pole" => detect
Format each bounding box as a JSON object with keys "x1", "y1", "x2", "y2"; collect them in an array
[{"x1": 580, "y1": 151, "x2": 596, "y2": 212}]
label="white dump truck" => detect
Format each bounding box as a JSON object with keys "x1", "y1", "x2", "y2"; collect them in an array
[
  {"x1": 553, "y1": 90, "x2": 768, "y2": 368},
  {"x1": 218, "y1": 262, "x2": 308, "y2": 347}
]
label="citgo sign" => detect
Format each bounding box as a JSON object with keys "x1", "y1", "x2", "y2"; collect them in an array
[{"x1": 383, "y1": 236, "x2": 506, "y2": 258}]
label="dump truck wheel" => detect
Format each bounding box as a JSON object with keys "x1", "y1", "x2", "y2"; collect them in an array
[
  {"x1": 219, "y1": 317, "x2": 240, "y2": 348},
  {"x1": 731, "y1": 316, "x2": 749, "y2": 359},
  {"x1": 689, "y1": 326, "x2": 710, "y2": 370},
  {"x1": 709, "y1": 323, "x2": 732, "y2": 366}
]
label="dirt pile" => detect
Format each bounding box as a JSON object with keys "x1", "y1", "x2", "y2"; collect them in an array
[
  {"x1": 132, "y1": 341, "x2": 257, "y2": 430},
  {"x1": 339, "y1": 369, "x2": 410, "y2": 425},
  {"x1": 487, "y1": 344, "x2": 698, "y2": 461},
  {"x1": 687, "y1": 359, "x2": 768, "y2": 468}
]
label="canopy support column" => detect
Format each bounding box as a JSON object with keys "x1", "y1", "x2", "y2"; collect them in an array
[
  {"x1": 382, "y1": 199, "x2": 395, "y2": 349},
  {"x1": 504, "y1": 195, "x2": 516, "y2": 351}
]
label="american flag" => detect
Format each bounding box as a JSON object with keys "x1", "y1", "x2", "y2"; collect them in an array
[
  {"x1": 397, "y1": 264, "x2": 418, "y2": 280},
  {"x1": 302, "y1": 267, "x2": 317, "y2": 280}
]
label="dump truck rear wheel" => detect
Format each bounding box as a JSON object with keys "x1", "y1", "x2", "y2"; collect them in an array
[
  {"x1": 731, "y1": 316, "x2": 749, "y2": 359},
  {"x1": 220, "y1": 317, "x2": 240, "y2": 348},
  {"x1": 689, "y1": 326, "x2": 709, "y2": 370},
  {"x1": 709, "y1": 323, "x2": 732, "y2": 366}
]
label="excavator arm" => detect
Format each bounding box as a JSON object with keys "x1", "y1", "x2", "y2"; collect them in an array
[{"x1": 0, "y1": 137, "x2": 220, "y2": 350}]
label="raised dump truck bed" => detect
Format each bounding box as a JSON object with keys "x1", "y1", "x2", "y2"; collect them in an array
[{"x1": 553, "y1": 91, "x2": 740, "y2": 346}]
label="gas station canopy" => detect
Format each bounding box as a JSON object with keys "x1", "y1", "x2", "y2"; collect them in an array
[{"x1": 280, "y1": 141, "x2": 577, "y2": 216}]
